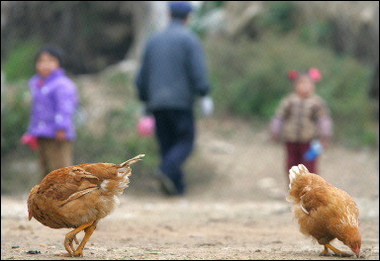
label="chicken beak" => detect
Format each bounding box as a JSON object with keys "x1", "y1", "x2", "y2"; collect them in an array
[{"x1": 353, "y1": 247, "x2": 360, "y2": 258}]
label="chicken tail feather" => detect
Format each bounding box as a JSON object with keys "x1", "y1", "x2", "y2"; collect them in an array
[
  {"x1": 289, "y1": 164, "x2": 309, "y2": 189},
  {"x1": 120, "y1": 154, "x2": 145, "y2": 167}
]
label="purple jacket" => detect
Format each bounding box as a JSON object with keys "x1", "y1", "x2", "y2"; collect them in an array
[{"x1": 26, "y1": 68, "x2": 78, "y2": 141}]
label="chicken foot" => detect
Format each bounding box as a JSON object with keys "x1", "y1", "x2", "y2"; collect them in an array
[
  {"x1": 71, "y1": 221, "x2": 98, "y2": 257},
  {"x1": 320, "y1": 243, "x2": 353, "y2": 257},
  {"x1": 56, "y1": 220, "x2": 96, "y2": 257}
]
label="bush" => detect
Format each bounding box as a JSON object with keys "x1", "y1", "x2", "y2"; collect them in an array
[
  {"x1": 75, "y1": 106, "x2": 157, "y2": 161},
  {"x1": 73, "y1": 71, "x2": 158, "y2": 172},
  {"x1": 3, "y1": 39, "x2": 41, "y2": 83},
  {"x1": 1, "y1": 79, "x2": 31, "y2": 155},
  {"x1": 257, "y1": 1, "x2": 298, "y2": 33},
  {"x1": 1, "y1": 40, "x2": 41, "y2": 156},
  {"x1": 205, "y1": 33, "x2": 376, "y2": 147}
]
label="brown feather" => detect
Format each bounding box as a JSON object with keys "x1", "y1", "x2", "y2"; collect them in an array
[
  {"x1": 27, "y1": 154, "x2": 145, "y2": 256},
  {"x1": 288, "y1": 164, "x2": 361, "y2": 257}
]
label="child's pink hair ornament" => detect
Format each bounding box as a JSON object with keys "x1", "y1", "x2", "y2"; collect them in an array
[
  {"x1": 308, "y1": 68, "x2": 322, "y2": 82},
  {"x1": 288, "y1": 68, "x2": 322, "y2": 82}
]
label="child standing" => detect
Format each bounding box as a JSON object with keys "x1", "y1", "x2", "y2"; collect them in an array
[
  {"x1": 21, "y1": 45, "x2": 79, "y2": 180},
  {"x1": 270, "y1": 68, "x2": 333, "y2": 182}
]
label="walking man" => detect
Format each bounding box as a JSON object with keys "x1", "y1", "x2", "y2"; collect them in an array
[{"x1": 135, "y1": 1, "x2": 211, "y2": 196}]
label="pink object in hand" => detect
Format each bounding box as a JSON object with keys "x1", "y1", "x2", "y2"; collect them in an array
[
  {"x1": 137, "y1": 116, "x2": 155, "y2": 137},
  {"x1": 21, "y1": 134, "x2": 39, "y2": 150}
]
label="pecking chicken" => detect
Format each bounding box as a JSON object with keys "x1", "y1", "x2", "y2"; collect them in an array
[
  {"x1": 27, "y1": 154, "x2": 145, "y2": 257},
  {"x1": 286, "y1": 164, "x2": 361, "y2": 257}
]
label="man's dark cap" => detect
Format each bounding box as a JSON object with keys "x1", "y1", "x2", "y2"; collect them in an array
[{"x1": 169, "y1": 1, "x2": 193, "y2": 19}]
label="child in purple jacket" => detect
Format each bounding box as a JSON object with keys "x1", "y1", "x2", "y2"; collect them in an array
[{"x1": 21, "y1": 46, "x2": 78, "y2": 179}]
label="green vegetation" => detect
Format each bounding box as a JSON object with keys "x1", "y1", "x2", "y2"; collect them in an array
[
  {"x1": 72, "y1": 71, "x2": 159, "y2": 172},
  {"x1": 1, "y1": 39, "x2": 42, "y2": 155},
  {"x1": 1, "y1": 79, "x2": 31, "y2": 155},
  {"x1": 205, "y1": 34, "x2": 376, "y2": 147},
  {"x1": 1, "y1": 1, "x2": 377, "y2": 164},
  {"x1": 3, "y1": 39, "x2": 41, "y2": 83},
  {"x1": 200, "y1": 1, "x2": 377, "y2": 148},
  {"x1": 257, "y1": 1, "x2": 298, "y2": 33},
  {"x1": 74, "y1": 106, "x2": 159, "y2": 170}
]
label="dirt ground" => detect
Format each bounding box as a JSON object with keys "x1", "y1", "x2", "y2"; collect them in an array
[{"x1": 1, "y1": 118, "x2": 379, "y2": 260}]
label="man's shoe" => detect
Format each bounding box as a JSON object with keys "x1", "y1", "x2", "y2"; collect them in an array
[{"x1": 154, "y1": 169, "x2": 178, "y2": 196}]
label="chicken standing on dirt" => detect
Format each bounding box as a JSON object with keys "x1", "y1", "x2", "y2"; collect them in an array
[
  {"x1": 287, "y1": 164, "x2": 361, "y2": 257},
  {"x1": 27, "y1": 154, "x2": 145, "y2": 257}
]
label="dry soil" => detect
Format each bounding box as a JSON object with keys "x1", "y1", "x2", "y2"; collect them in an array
[{"x1": 1, "y1": 118, "x2": 379, "y2": 260}]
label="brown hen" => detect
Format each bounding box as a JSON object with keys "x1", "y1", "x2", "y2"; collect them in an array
[
  {"x1": 27, "y1": 154, "x2": 144, "y2": 257},
  {"x1": 287, "y1": 164, "x2": 361, "y2": 257}
]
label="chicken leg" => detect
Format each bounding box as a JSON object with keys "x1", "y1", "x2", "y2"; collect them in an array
[
  {"x1": 320, "y1": 244, "x2": 353, "y2": 257},
  {"x1": 56, "y1": 220, "x2": 97, "y2": 257},
  {"x1": 28, "y1": 154, "x2": 144, "y2": 257},
  {"x1": 71, "y1": 221, "x2": 98, "y2": 257}
]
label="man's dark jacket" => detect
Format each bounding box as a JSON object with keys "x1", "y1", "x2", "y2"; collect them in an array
[{"x1": 135, "y1": 19, "x2": 210, "y2": 111}]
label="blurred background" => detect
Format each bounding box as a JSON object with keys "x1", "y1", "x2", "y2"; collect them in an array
[{"x1": 1, "y1": 1, "x2": 379, "y2": 198}]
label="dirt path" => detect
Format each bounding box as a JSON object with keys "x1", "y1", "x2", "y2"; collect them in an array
[{"x1": 1, "y1": 118, "x2": 379, "y2": 260}]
